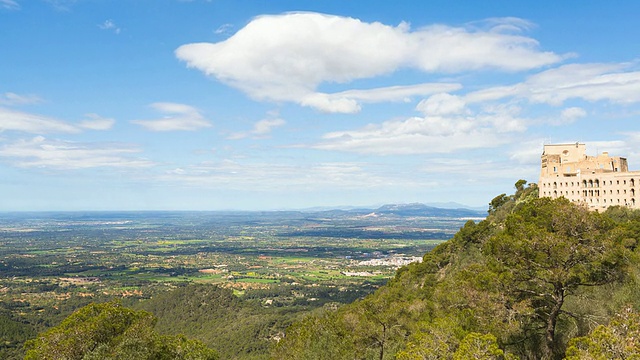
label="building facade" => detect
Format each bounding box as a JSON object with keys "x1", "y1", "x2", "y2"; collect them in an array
[{"x1": 539, "y1": 143, "x2": 640, "y2": 210}]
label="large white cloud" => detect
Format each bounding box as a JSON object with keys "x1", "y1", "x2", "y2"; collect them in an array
[
  {"x1": 176, "y1": 13, "x2": 562, "y2": 113},
  {"x1": 131, "y1": 102, "x2": 212, "y2": 131}
]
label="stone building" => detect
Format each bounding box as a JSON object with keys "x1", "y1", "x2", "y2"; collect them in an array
[{"x1": 538, "y1": 143, "x2": 640, "y2": 210}]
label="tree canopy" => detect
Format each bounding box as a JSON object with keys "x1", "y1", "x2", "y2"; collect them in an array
[{"x1": 23, "y1": 301, "x2": 218, "y2": 360}]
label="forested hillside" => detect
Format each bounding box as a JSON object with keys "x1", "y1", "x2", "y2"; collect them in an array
[{"x1": 273, "y1": 181, "x2": 640, "y2": 359}]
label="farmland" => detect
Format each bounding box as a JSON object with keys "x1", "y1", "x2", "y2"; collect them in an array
[{"x1": 0, "y1": 205, "x2": 484, "y2": 358}]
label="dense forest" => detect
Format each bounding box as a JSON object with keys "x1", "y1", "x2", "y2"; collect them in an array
[{"x1": 20, "y1": 181, "x2": 640, "y2": 359}]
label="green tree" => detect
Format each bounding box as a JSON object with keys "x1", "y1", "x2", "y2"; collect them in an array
[
  {"x1": 564, "y1": 306, "x2": 640, "y2": 359},
  {"x1": 485, "y1": 197, "x2": 629, "y2": 359},
  {"x1": 488, "y1": 193, "x2": 510, "y2": 215},
  {"x1": 24, "y1": 301, "x2": 218, "y2": 360},
  {"x1": 271, "y1": 313, "x2": 354, "y2": 360},
  {"x1": 396, "y1": 318, "x2": 460, "y2": 360},
  {"x1": 452, "y1": 333, "x2": 506, "y2": 360}
]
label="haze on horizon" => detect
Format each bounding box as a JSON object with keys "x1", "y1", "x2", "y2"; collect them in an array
[{"x1": 1, "y1": 0, "x2": 639, "y2": 211}]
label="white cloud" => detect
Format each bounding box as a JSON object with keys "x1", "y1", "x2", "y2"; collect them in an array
[
  {"x1": 0, "y1": 92, "x2": 43, "y2": 106},
  {"x1": 214, "y1": 23, "x2": 233, "y2": 35},
  {"x1": 301, "y1": 83, "x2": 462, "y2": 113},
  {"x1": 560, "y1": 107, "x2": 587, "y2": 122},
  {"x1": 466, "y1": 63, "x2": 640, "y2": 106},
  {"x1": 0, "y1": 107, "x2": 80, "y2": 133},
  {"x1": 78, "y1": 113, "x2": 115, "y2": 130},
  {"x1": 0, "y1": 136, "x2": 154, "y2": 170},
  {"x1": 45, "y1": 0, "x2": 76, "y2": 11},
  {"x1": 524, "y1": 63, "x2": 640, "y2": 105},
  {"x1": 0, "y1": 0, "x2": 19, "y2": 10},
  {"x1": 311, "y1": 97, "x2": 528, "y2": 155},
  {"x1": 98, "y1": 19, "x2": 121, "y2": 34},
  {"x1": 131, "y1": 102, "x2": 212, "y2": 131},
  {"x1": 160, "y1": 160, "x2": 400, "y2": 190},
  {"x1": 228, "y1": 118, "x2": 286, "y2": 140},
  {"x1": 416, "y1": 93, "x2": 467, "y2": 116},
  {"x1": 176, "y1": 13, "x2": 562, "y2": 113},
  {"x1": 253, "y1": 118, "x2": 285, "y2": 135},
  {"x1": 509, "y1": 139, "x2": 546, "y2": 165}
]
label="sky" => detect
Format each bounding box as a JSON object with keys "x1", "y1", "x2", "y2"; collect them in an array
[{"x1": 1, "y1": 0, "x2": 640, "y2": 211}]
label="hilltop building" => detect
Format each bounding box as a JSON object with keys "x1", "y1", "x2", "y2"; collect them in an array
[{"x1": 539, "y1": 143, "x2": 640, "y2": 211}]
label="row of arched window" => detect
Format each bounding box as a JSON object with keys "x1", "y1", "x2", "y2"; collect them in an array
[{"x1": 541, "y1": 178, "x2": 638, "y2": 189}]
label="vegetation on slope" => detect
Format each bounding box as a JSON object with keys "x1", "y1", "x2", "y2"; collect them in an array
[
  {"x1": 135, "y1": 284, "x2": 303, "y2": 359},
  {"x1": 23, "y1": 301, "x2": 217, "y2": 360},
  {"x1": 272, "y1": 181, "x2": 640, "y2": 359}
]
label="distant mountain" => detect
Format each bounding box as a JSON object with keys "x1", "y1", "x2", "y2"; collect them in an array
[
  {"x1": 423, "y1": 202, "x2": 488, "y2": 212},
  {"x1": 373, "y1": 203, "x2": 486, "y2": 218},
  {"x1": 298, "y1": 202, "x2": 485, "y2": 213}
]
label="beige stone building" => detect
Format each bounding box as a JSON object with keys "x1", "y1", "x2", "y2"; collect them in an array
[{"x1": 539, "y1": 143, "x2": 640, "y2": 210}]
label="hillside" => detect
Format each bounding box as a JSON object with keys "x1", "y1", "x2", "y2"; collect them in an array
[{"x1": 272, "y1": 181, "x2": 640, "y2": 359}]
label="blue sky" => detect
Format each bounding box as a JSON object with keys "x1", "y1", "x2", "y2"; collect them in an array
[{"x1": 1, "y1": 0, "x2": 640, "y2": 211}]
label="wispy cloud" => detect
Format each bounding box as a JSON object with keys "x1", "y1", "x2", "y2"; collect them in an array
[
  {"x1": 465, "y1": 63, "x2": 640, "y2": 105},
  {"x1": 44, "y1": 0, "x2": 76, "y2": 11},
  {"x1": 0, "y1": 0, "x2": 19, "y2": 10},
  {"x1": 176, "y1": 13, "x2": 564, "y2": 113},
  {"x1": 0, "y1": 136, "x2": 154, "y2": 170},
  {"x1": 0, "y1": 101, "x2": 115, "y2": 133},
  {"x1": 300, "y1": 83, "x2": 462, "y2": 114},
  {"x1": 311, "y1": 92, "x2": 527, "y2": 155},
  {"x1": 161, "y1": 160, "x2": 408, "y2": 190},
  {"x1": 0, "y1": 92, "x2": 42, "y2": 106},
  {"x1": 228, "y1": 118, "x2": 285, "y2": 140},
  {"x1": 214, "y1": 23, "x2": 233, "y2": 35},
  {"x1": 78, "y1": 113, "x2": 115, "y2": 130},
  {"x1": 0, "y1": 107, "x2": 80, "y2": 134},
  {"x1": 98, "y1": 19, "x2": 121, "y2": 34},
  {"x1": 132, "y1": 102, "x2": 212, "y2": 131}
]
